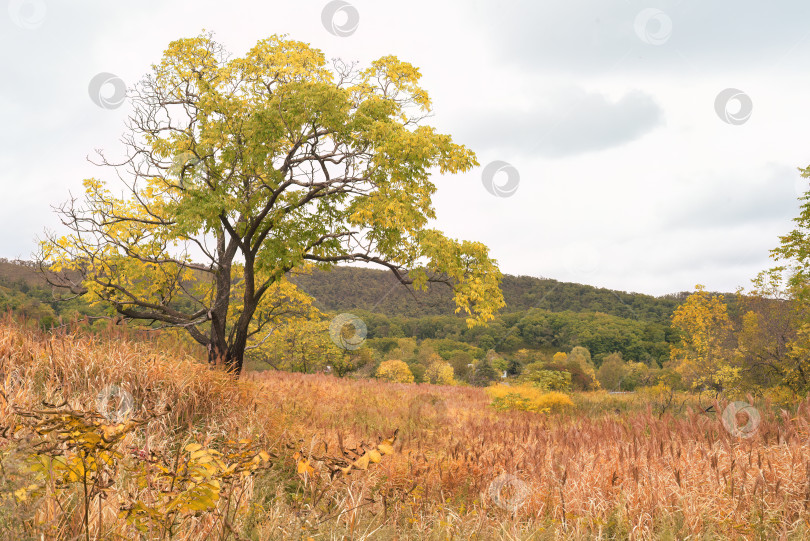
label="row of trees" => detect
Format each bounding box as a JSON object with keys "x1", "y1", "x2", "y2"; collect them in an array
[
  {"x1": 355, "y1": 307, "x2": 673, "y2": 366},
  {"x1": 0, "y1": 260, "x2": 670, "y2": 391},
  {"x1": 666, "y1": 277, "x2": 806, "y2": 395},
  {"x1": 664, "y1": 164, "x2": 810, "y2": 397}
]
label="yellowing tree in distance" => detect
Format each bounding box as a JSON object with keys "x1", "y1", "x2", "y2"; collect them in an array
[
  {"x1": 669, "y1": 284, "x2": 734, "y2": 390},
  {"x1": 38, "y1": 33, "x2": 505, "y2": 375},
  {"x1": 376, "y1": 360, "x2": 415, "y2": 383},
  {"x1": 425, "y1": 360, "x2": 454, "y2": 385}
]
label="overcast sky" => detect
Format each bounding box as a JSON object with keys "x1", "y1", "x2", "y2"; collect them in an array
[{"x1": 2, "y1": 0, "x2": 810, "y2": 296}]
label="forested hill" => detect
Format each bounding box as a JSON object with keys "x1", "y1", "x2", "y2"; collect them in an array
[
  {"x1": 290, "y1": 266, "x2": 688, "y2": 324},
  {"x1": 0, "y1": 259, "x2": 688, "y2": 325}
]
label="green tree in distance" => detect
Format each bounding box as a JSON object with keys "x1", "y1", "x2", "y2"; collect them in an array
[{"x1": 38, "y1": 33, "x2": 504, "y2": 375}]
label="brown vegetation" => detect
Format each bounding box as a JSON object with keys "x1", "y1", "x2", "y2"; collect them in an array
[{"x1": 2, "y1": 316, "x2": 810, "y2": 539}]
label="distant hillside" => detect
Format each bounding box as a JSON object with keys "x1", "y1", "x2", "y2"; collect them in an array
[
  {"x1": 0, "y1": 259, "x2": 44, "y2": 286},
  {"x1": 289, "y1": 266, "x2": 688, "y2": 324},
  {"x1": 0, "y1": 259, "x2": 694, "y2": 364},
  {"x1": 0, "y1": 258, "x2": 688, "y2": 325}
]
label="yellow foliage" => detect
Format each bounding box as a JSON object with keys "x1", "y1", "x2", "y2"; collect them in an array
[
  {"x1": 425, "y1": 361, "x2": 454, "y2": 385},
  {"x1": 376, "y1": 360, "x2": 414, "y2": 383},
  {"x1": 294, "y1": 453, "x2": 316, "y2": 477},
  {"x1": 2, "y1": 397, "x2": 274, "y2": 538},
  {"x1": 39, "y1": 32, "x2": 506, "y2": 369},
  {"x1": 486, "y1": 384, "x2": 574, "y2": 413},
  {"x1": 670, "y1": 284, "x2": 734, "y2": 390}
]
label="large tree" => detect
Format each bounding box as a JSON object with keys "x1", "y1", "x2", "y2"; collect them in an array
[{"x1": 39, "y1": 34, "x2": 504, "y2": 375}]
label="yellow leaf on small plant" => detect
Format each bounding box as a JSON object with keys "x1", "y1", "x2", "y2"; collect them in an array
[
  {"x1": 297, "y1": 458, "x2": 315, "y2": 476},
  {"x1": 378, "y1": 429, "x2": 398, "y2": 455},
  {"x1": 353, "y1": 454, "x2": 370, "y2": 470}
]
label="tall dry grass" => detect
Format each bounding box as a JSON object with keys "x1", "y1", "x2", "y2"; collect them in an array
[
  {"x1": 248, "y1": 371, "x2": 810, "y2": 539},
  {"x1": 1, "y1": 315, "x2": 810, "y2": 539},
  {"x1": 0, "y1": 315, "x2": 279, "y2": 441}
]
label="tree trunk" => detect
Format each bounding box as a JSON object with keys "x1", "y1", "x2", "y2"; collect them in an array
[
  {"x1": 208, "y1": 288, "x2": 230, "y2": 369},
  {"x1": 208, "y1": 341, "x2": 227, "y2": 368},
  {"x1": 224, "y1": 348, "x2": 244, "y2": 376},
  {"x1": 209, "y1": 228, "x2": 236, "y2": 370},
  {"x1": 224, "y1": 298, "x2": 258, "y2": 377},
  {"x1": 226, "y1": 326, "x2": 249, "y2": 376},
  {"x1": 221, "y1": 252, "x2": 259, "y2": 377}
]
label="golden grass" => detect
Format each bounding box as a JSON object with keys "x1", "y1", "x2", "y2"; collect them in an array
[
  {"x1": 2, "y1": 316, "x2": 810, "y2": 539},
  {"x1": 0, "y1": 316, "x2": 278, "y2": 441}
]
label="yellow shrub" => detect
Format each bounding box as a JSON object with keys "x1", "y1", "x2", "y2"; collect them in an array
[
  {"x1": 376, "y1": 359, "x2": 415, "y2": 383},
  {"x1": 762, "y1": 385, "x2": 800, "y2": 409},
  {"x1": 425, "y1": 361, "x2": 455, "y2": 385},
  {"x1": 486, "y1": 384, "x2": 574, "y2": 413}
]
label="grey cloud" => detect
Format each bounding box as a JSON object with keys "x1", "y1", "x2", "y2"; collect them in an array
[
  {"x1": 661, "y1": 166, "x2": 801, "y2": 230},
  {"x1": 456, "y1": 88, "x2": 663, "y2": 157},
  {"x1": 470, "y1": 0, "x2": 810, "y2": 75}
]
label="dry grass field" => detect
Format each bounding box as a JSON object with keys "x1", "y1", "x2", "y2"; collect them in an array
[{"x1": 2, "y1": 316, "x2": 810, "y2": 540}]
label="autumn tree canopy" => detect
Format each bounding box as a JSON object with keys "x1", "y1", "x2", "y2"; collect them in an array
[
  {"x1": 39, "y1": 33, "x2": 504, "y2": 375},
  {"x1": 669, "y1": 285, "x2": 735, "y2": 390}
]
